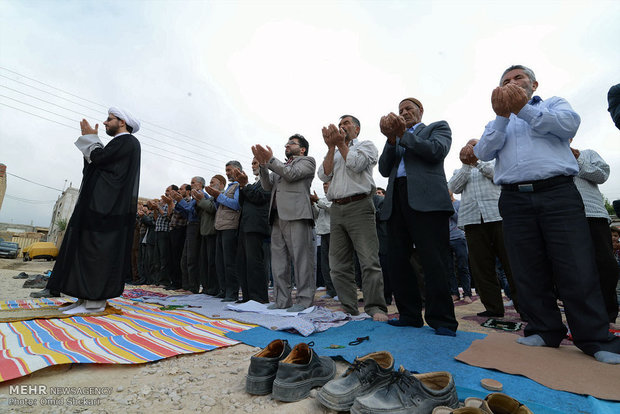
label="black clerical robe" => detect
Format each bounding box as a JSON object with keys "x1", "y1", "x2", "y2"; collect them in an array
[{"x1": 48, "y1": 133, "x2": 141, "y2": 300}]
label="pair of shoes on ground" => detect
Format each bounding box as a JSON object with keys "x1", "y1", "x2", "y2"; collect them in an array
[
  {"x1": 246, "y1": 339, "x2": 336, "y2": 402},
  {"x1": 317, "y1": 351, "x2": 458, "y2": 414},
  {"x1": 432, "y1": 392, "x2": 532, "y2": 414}
]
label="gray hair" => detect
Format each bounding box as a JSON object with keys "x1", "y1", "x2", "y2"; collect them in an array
[
  {"x1": 500, "y1": 65, "x2": 536, "y2": 85},
  {"x1": 226, "y1": 160, "x2": 243, "y2": 171},
  {"x1": 192, "y1": 176, "x2": 206, "y2": 186}
]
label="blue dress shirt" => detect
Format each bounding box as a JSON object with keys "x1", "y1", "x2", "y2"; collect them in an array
[
  {"x1": 215, "y1": 182, "x2": 240, "y2": 211},
  {"x1": 175, "y1": 191, "x2": 209, "y2": 223},
  {"x1": 396, "y1": 123, "x2": 421, "y2": 178},
  {"x1": 474, "y1": 96, "x2": 580, "y2": 185}
]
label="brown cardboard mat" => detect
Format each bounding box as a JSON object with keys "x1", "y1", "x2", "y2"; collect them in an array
[{"x1": 455, "y1": 332, "x2": 620, "y2": 401}]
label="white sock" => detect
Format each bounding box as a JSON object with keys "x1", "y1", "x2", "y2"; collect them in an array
[
  {"x1": 594, "y1": 351, "x2": 620, "y2": 364},
  {"x1": 517, "y1": 334, "x2": 547, "y2": 347}
]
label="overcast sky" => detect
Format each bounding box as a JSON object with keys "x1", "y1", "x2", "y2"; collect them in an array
[{"x1": 1, "y1": 0, "x2": 619, "y2": 227}]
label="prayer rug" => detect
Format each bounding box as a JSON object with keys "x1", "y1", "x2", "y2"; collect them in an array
[{"x1": 0, "y1": 297, "x2": 253, "y2": 382}]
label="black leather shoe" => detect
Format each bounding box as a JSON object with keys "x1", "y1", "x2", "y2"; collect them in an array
[
  {"x1": 221, "y1": 297, "x2": 236, "y2": 302},
  {"x1": 272, "y1": 342, "x2": 336, "y2": 402},
  {"x1": 30, "y1": 288, "x2": 60, "y2": 298},
  {"x1": 350, "y1": 367, "x2": 458, "y2": 414},
  {"x1": 246, "y1": 339, "x2": 292, "y2": 395},
  {"x1": 215, "y1": 292, "x2": 226, "y2": 299},
  {"x1": 317, "y1": 351, "x2": 394, "y2": 411}
]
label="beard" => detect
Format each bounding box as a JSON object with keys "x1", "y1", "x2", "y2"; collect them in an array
[{"x1": 105, "y1": 124, "x2": 119, "y2": 137}]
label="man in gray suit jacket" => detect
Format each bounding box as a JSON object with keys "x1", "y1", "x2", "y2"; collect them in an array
[
  {"x1": 378, "y1": 97, "x2": 458, "y2": 336},
  {"x1": 253, "y1": 134, "x2": 316, "y2": 311}
]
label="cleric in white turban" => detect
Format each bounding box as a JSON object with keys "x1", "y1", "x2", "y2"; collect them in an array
[{"x1": 39, "y1": 107, "x2": 142, "y2": 314}]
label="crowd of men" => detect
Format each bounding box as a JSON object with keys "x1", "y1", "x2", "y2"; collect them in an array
[{"x1": 126, "y1": 65, "x2": 620, "y2": 363}]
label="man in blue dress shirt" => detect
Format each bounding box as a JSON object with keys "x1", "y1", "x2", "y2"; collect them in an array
[{"x1": 468, "y1": 65, "x2": 620, "y2": 363}]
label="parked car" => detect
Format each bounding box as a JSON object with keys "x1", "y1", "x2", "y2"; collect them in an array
[
  {"x1": 22, "y1": 242, "x2": 59, "y2": 261},
  {"x1": 0, "y1": 241, "x2": 20, "y2": 259}
]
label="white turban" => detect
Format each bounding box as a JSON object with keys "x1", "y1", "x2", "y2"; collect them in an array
[{"x1": 109, "y1": 107, "x2": 140, "y2": 134}]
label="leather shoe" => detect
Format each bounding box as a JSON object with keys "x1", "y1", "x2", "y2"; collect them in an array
[
  {"x1": 272, "y1": 342, "x2": 336, "y2": 402},
  {"x1": 215, "y1": 292, "x2": 226, "y2": 299},
  {"x1": 246, "y1": 339, "x2": 292, "y2": 395},
  {"x1": 351, "y1": 367, "x2": 458, "y2": 414},
  {"x1": 317, "y1": 351, "x2": 394, "y2": 411},
  {"x1": 30, "y1": 288, "x2": 60, "y2": 298},
  {"x1": 221, "y1": 297, "x2": 236, "y2": 302}
]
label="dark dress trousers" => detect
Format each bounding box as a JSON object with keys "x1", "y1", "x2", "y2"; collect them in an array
[{"x1": 379, "y1": 121, "x2": 458, "y2": 332}]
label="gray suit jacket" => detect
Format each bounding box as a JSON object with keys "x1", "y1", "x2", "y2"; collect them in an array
[
  {"x1": 378, "y1": 121, "x2": 454, "y2": 220},
  {"x1": 259, "y1": 155, "x2": 316, "y2": 221}
]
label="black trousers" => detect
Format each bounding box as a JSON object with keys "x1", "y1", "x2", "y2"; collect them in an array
[
  {"x1": 464, "y1": 221, "x2": 518, "y2": 314},
  {"x1": 183, "y1": 222, "x2": 201, "y2": 293},
  {"x1": 387, "y1": 178, "x2": 458, "y2": 332},
  {"x1": 237, "y1": 232, "x2": 269, "y2": 303},
  {"x1": 169, "y1": 226, "x2": 186, "y2": 288},
  {"x1": 154, "y1": 231, "x2": 171, "y2": 285},
  {"x1": 587, "y1": 217, "x2": 620, "y2": 323},
  {"x1": 319, "y1": 234, "x2": 337, "y2": 298},
  {"x1": 499, "y1": 182, "x2": 620, "y2": 355},
  {"x1": 199, "y1": 234, "x2": 217, "y2": 293},
  {"x1": 216, "y1": 229, "x2": 239, "y2": 299}
]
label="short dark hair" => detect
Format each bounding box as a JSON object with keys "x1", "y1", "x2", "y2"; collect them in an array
[
  {"x1": 376, "y1": 187, "x2": 385, "y2": 193},
  {"x1": 226, "y1": 160, "x2": 243, "y2": 171},
  {"x1": 290, "y1": 133, "x2": 309, "y2": 155},
  {"x1": 126, "y1": 124, "x2": 134, "y2": 133},
  {"x1": 611, "y1": 226, "x2": 620, "y2": 236},
  {"x1": 340, "y1": 115, "x2": 360, "y2": 129},
  {"x1": 170, "y1": 184, "x2": 179, "y2": 191},
  {"x1": 500, "y1": 65, "x2": 536, "y2": 85},
  {"x1": 184, "y1": 184, "x2": 191, "y2": 191}
]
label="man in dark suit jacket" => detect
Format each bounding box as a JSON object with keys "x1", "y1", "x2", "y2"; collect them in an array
[
  {"x1": 378, "y1": 97, "x2": 458, "y2": 336},
  {"x1": 233, "y1": 158, "x2": 271, "y2": 303}
]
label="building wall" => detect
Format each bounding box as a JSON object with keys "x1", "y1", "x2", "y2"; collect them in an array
[{"x1": 48, "y1": 187, "x2": 79, "y2": 244}]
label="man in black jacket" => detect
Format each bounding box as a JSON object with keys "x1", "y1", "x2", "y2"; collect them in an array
[
  {"x1": 234, "y1": 158, "x2": 271, "y2": 303},
  {"x1": 378, "y1": 97, "x2": 457, "y2": 336}
]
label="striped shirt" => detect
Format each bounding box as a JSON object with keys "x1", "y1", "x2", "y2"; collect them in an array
[
  {"x1": 155, "y1": 203, "x2": 170, "y2": 232},
  {"x1": 573, "y1": 149, "x2": 611, "y2": 222},
  {"x1": 169, "y1": 198, "x2": 190, "y2": 229},
  {"x1": 448, "y1": 160, "x2": 502, "y2": 227}
]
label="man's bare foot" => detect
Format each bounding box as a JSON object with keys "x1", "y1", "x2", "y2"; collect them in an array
[
  {"x1": 372, "y1": 313, "x2": 388, "y2": 322},
  {"x1": 463, "y1": 296, "x2": 473, "y2": 304},
  {"x1": 451, "y1": 295, "x2": 460, "y2": 302}
]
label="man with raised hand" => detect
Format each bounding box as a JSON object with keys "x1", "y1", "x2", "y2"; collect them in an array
[
  {"x1": 253, "y1": 134, "x2": 316, "y2": 312},
  {"x1": 471, "y1": 65, "x2": 620, "y2": 363},
  {"x1": 50, "y1": 108, "x2": 141, "y2": 314},
  {"x1": 318, "y1": 115, "x2": 388, "y2": 321},
  {"x1": 378, "y1": 98, "x2": 457, "y2": 336}
]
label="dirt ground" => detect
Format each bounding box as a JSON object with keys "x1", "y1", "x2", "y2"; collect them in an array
[{"x1": 0, "y1": 258, "x2": 492, "y2": 414}]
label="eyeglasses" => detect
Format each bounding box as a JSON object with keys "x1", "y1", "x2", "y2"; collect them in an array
[{"x1": 285, "y1": 141, "x2": 300, "y2": 147}]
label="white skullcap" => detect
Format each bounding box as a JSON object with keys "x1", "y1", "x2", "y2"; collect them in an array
[{"x1": 109, "y1": 107, "x2": 140, "y2": 134}]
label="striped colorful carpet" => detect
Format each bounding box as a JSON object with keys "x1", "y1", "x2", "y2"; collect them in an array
[{"x1": 0, "y1": 297, "x2": 254, "y2": 382}]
